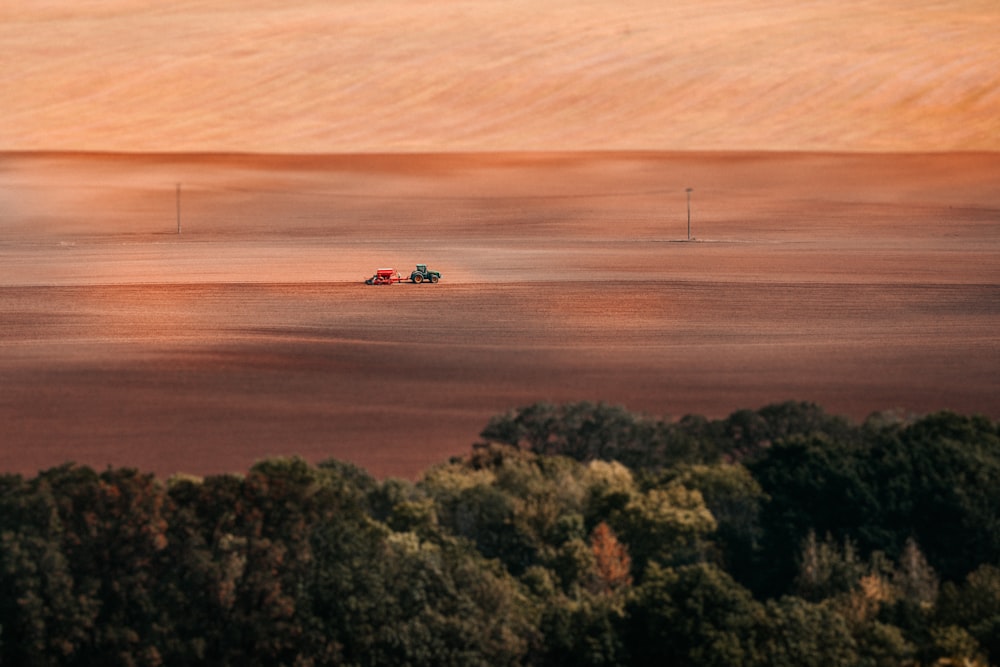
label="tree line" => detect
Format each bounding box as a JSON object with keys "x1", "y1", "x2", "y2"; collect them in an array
[{"x1": 1, "y1": 401, "x2": 998, "y2": 665}]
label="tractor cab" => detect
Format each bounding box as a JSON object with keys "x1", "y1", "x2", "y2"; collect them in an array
[{"x1": 409, "y1": 264, "x2": 442, "y2": 284}]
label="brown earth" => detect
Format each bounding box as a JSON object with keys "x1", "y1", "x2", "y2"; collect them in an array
[{"x1": 1, "y1": 151, "x2": 998, "y2": 479}]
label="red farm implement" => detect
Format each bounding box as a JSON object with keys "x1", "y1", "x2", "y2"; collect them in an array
[{"x1": 365, "y1": 268, "x2": 404, "y2": 285}]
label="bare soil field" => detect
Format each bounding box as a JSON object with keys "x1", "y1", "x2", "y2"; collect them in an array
[
  {"x1": 1, "y1": 151, "x2": 998, "y2": 478},
  {"x1": 4, "y1": 0, "x2": 998, "y2": 153}
]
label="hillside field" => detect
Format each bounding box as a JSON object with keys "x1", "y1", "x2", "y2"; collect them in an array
[{"x1": 1, "y1": 150, "x2": 997, "y2": 477}]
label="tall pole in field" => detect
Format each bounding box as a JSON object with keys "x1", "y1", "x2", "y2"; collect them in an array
[
  {"x1": 176, "y1": 183, "x2": 181, "y2": 234},
  {"x1": 686, "y1": 187, "x2": 693, "y2": 240}
]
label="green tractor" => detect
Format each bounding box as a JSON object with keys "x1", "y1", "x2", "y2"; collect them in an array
[{"x1": 409, "y1": 264, "x2": 441, "y2": 284}]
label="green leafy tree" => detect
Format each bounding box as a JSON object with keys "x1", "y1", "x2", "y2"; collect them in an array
[
  {"x1": 849, "y1": 620, "x2": 915, "y2": 667},
  {"x1": 479, "y1": 401, "x2": 717, "y2": 469},
  {"x1": 864, "y1": 412, "x2": 1000, "y2": 581},
  {"x1": 155, "y1": 473, "x2": 232, "y2": 664},
  {"x1": 159, "y1": 471, "x2": 254, "y2": 665},
  {"x1": 537, "y1": 592, "x2": 627, "y2": 667},
  {"x1": 748, "y1": 434, "x2": 876, "y2": 595},
  {"x1": 924, "y1": 625, "x2": 987, "y2": 666},
  {"x1": 611, "y1": 482, "x2": 717, "y2": 576},
  {"x1": 421, "y1": 446, "x2": 590, "y2": 576},
  {"x1": 37, "y1": 465, "x2": 170, "y2": 666},
  {"x1": 660, "y1": 464, "x2": 766, "y2": 581},
  {"x1": 757, "y1": 596, "x2": 858, "y2": 667},
  {"x1": 937, "y1": 564, "x2": 1000, "y2": 663},
  {"x1": 581, "y1": 460, "x2": 636, "y2": 524},
  {"x1": 549, "y1": 537, "x2": 595, "y2": 594},
  {"x1": 703, "y1": 401, "x2": 855, "y2": 462},
  {"x1": 307, "y1": 521, "x2": 536, "y2": 666},
  {"x1": 624, "y1": 562, "x2": 763, "y2": 667},
  {"x1": 155, "y1": 457, "x2": 376, "y2": 666},
  {"x1": 0, "y1": 471, "x2": 99, "y2": 665}
]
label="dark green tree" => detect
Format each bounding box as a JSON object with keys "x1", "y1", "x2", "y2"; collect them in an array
[
  {"x1": 624, "y1": 562, "x2": 763, "y2": 667},
  {"x1": 864, "y1": 411, "x2": 1000, "y2": 581},
  {"x1": 537, "y1": 592, "x2": 627, "y2": 667},
  {"x1": 757, "y1": 596, "x2": 857, "y2": 667},
  {"x1": 479, "y1": 401, "x2": 717, "y2": 469},
  {"x1": 0, "y1": 471, "x2": 99, "y2": 665},
  {"x1": 307, "y1": 519, "x2": 536, "y2": 666},
  {"x1": 937, "y1": 564, "x2": 1000, "y2": 663},
  {"x1": 748, "y1": 435, "x2": 875, "y2": 595},
  {"x1": 38, "y1": 465, "x2": 170, "y2": 666},
  {"x1": 658, "y1": 464, "x2": 766, "y2": 581}
]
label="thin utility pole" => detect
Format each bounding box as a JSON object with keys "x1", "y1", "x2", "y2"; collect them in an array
[
  {"x1": 686, "y1": 187, "x2": 693, "y2": 240},
  {"x1": 176, "y1": 183, "x2": 182, "y2": 234}
]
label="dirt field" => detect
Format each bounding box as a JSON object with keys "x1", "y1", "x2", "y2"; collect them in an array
[
  {"x1": 4, "y1": 0, "x2": 999, "y2": 154},
  {"x1": 1, "y1": 151, "x2": 998, "y2": 478}
]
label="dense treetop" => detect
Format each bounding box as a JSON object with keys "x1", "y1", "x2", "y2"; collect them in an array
[{"x1": 2, "y1": 402, "x2": 998, "y2": 665}]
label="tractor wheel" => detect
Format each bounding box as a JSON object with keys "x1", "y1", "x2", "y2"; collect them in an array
[
  {"x1": 429, "y1": 275, "x2": 439, "y2": 284},
  {"x1": 413, "y1": 274, "x2": 424, "y2": 284}
]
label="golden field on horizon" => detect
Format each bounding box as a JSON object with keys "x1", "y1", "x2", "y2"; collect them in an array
[{"x1": 3, "y1": 0, "x2": 999, "y2": 153}]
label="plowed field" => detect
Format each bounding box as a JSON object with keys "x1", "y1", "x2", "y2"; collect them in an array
[{"x1": 1, "y1": 152, "x2": 997, "y2": 478}]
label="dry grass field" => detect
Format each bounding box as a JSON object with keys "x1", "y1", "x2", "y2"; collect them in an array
[{"x1": 2, "y1": 151, "x2": 998, "y2": 478}]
